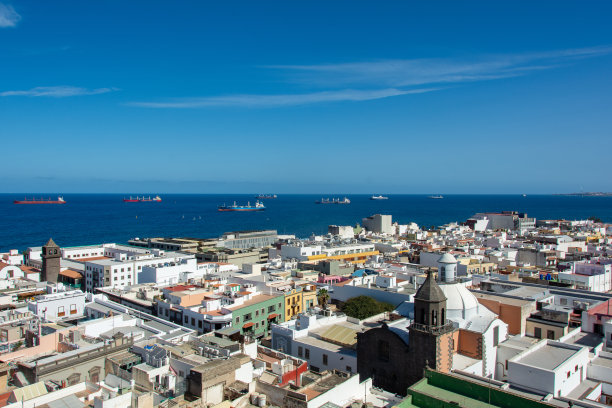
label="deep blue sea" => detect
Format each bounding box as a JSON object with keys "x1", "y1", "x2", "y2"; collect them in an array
[{"x1": 0, "y1": 194, "x2": 611, "y2": 252}]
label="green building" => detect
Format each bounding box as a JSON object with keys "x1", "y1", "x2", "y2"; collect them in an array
[
  {"x1": 230, "y1": 294, "x2": 285, "y2": 338},
  {"x1": 396, "y1": 369, "x2": 556, "y2": 408}
]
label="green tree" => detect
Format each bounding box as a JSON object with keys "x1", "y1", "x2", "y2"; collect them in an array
[
  {"x1": 588, "y1": 216, "x2": 602, "y2": 223},
  {"x1": 341, "y1": 296, "x2": 395, "y2": 320},
  {"x1": 317, "y1": 289, "x2": 330, "y2": 310}
]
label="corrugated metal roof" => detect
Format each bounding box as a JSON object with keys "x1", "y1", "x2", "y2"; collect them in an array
[
  {"x1": 11, "y1": 381, "x2": 47, "y2": 401},
  {"x1": 319, "y1": 324, "x2": 357, "y2": 348}
]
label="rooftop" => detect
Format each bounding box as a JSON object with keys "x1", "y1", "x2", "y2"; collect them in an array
[{"x1": 515, "y1": 342, "x2": 579, "y2": 370}]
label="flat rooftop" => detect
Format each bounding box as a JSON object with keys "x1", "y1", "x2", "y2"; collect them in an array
[
  {"x1": 471, "y1": 291, "x2": 535, "y2": 307},
  {"x1": 516, "y1": 343, "x2": 578, "y2": 370}
]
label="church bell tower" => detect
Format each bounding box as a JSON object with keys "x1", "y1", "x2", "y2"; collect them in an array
[
  {"x1": 42, "y1": 238, "x2": 61, "y2": 283},
  {"x1": 407, "y1": 269, "x2": 455, "y2": 385}
]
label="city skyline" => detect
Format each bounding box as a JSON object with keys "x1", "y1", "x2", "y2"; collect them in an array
[{"x1": 1, "y1": 1, "x2": 611, "y2": 194}]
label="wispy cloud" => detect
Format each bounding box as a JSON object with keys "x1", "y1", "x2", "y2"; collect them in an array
[
  {"x1": 130, "y1": 46, "x2": 611, "y2": 109},
  {"x1": 267, "y1": 46, "x2": 612, "y2": 87},
  {"x1": 0, "y1": 3, "x2": 20, "y2": 28},
  {"x1": 128, "y1": 88, "x2": 437, "y2": 108},
  {"x1": 0, "y1": 86, "x2": 118, "y2": 98}
]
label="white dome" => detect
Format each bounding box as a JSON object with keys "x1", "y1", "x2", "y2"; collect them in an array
[
  {"x1": 440, "y1": 283, "x2": 479, "y2": 320},
  {"x1": 438, "y1": 253, "x2": 457, "y2": 264}
]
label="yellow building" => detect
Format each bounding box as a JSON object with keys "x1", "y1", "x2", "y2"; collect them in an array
[
  {"x1": 300, "y1": 284, "x2": 318, "y2": 312},
  {"x1": 284, "y1": 289, "x2": 303, "y2": 321},
  {"x1": 307, "y1": 250, "x2": 379, "y2": 264}
]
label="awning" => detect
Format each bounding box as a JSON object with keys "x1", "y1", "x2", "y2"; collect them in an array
[
  {"x1": 267, "y1": 313, "x2": 279, "y2": 320},
  {"x1": 243, "y1": 322, "x2": 254, "y2": 329}
]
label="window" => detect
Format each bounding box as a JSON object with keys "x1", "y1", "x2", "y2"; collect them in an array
[
  {"x1": 574, "y1": 365, "x2": 578, "y2": 372},
  {"x1": 493, "y1": 326, "x2": 499, "y2": 346},
  {"x1": 567, "y1": 371, "x2": 570, "y2": 378},
  {"x1": 534, "y1": 327, "x2": 542, "y2": 339},
  {"x1": 245, "y1": 313, "x2": 252, "y2": 321},
  {"x1": 305, "y1": 348, "x2": 310, "y2": 359},
  {"x1": 255, "y1": 323, "x2": 259, "y2": 328},
  {"x1": 256, "y1": 310, "x2": 259, "y2": 316},
  {"x1": 184, "y1": 316, "x2": 188, "y2": 324},
  {"x1": 70, "y1": 304, "x2": 77, "y2": 315},
  {"x1": 198, "y1": 321, "x2": 202, "y2": 328},
  {"x1": 378, "y1": 340, "x2": 390, "y2": 362},
  {"x1": 298, "y1": 346, "x2": 303, "y2": 357},
  {"x1": 235, "y1": 317, "x2": 240, "y2": 323},
  {"x1": 346, "y1": 366, "x2": 352, "y2": 372},
  {"x1": 323, "y1": 354, "x2": 328, "y2": 365},
  {"x1": 57, "y1": 306, "x2": 65, "y2": 317},
  {"x1": 547, "y1": 330, "x2": 555, "y2": 340}
]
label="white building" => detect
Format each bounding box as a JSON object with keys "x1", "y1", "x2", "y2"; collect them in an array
[
  {"x1": 362, "y1": 214, "x2": 393, "y2": 235},
  {"x1": 328, "y1": 225, "x2": 355, "y2": 239},
  {"x1": 271, "y1": 312, "x2": 361, "y2": 374},
  {"x1": 138, "y1": 257, "x2": 198, "y2": 286},
  {"x1": 506, "y1": 340, "x2": 588, "y2": 398},
  {"x1": 557, "y1": 260, "x2": 612, "y2": 292},
  {"x1": 280, "y1": 244, "x2": 323, "y2": 261},
  {"x1": 28, "y1": 284, "x2": 86, "y2": 322},
  {"x1": 84, "y1": 246, "x2": 196, "y2": 291},
  {"x1": 1, "y1": 250, "x2": 23, "y2": 265}
]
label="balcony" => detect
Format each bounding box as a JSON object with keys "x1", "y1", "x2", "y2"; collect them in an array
[{"x1": 410, "y1": 321, "x2": 454, "y2": 335}]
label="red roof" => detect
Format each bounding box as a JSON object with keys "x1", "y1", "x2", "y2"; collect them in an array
[
  {"x1": 0, "y1": 262, "x2": 9, "y2": 269},
  {"x1": 588, "y1": 299, "x2": 612, "y2": 318},
  {"x1": 0, "y1": 391, "x2": 11, "y2": 407},
  {"x1": 60, "y1": 269, "x2": 82, "y2": 279},
  {"x1": 166, "y1": 285, "x2": 196, "y2": 292}
]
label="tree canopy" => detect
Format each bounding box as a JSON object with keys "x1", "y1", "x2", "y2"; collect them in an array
[{"x1": 341, "y1": 296, "x2": 395, "y2": 320}]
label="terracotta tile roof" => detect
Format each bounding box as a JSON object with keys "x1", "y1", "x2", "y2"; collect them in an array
[
  {"x1": 166, "y1": 285, "x2": 197, "y2": 292},
  {"x1": 20, "y1": 265, "x2": 40, "y2": 274},
  {"x1": 59, "y1": 269, "x2": 83, "y2": 279},
  {"x1": 0, "y1": 262, "x2": 9, "y2": 269}
]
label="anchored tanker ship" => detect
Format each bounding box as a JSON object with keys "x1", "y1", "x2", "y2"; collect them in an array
[{"x1": 14, "y1": 196, "x2": 66, "y2": 204}]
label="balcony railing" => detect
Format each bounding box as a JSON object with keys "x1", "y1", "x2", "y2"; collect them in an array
[{"x1": 410, "y1": 321, "x2": 454, "y2": 334}]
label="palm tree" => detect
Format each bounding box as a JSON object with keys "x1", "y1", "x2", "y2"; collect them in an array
[{"x1": 317, "y1": 288, "x2": 330, "y2": 310}]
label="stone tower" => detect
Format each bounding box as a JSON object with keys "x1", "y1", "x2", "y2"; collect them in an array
[
  {"x1": 407, "y1": 269, "x2": 455, "y2": 385},
  {"x1": 42, "y1": 238, "x2": 61, "y2": 283}
]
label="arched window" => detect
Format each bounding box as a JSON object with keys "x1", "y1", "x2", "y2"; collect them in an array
[
  {"x1": 432, "y1": 310, "x2": 438, "y2": 326},
  {"x1": 441, "y1": 308, "x2": 445, "y2": 323},
  {"x1": 420, "y1": 308, "x2": 425, "y2": 324}
]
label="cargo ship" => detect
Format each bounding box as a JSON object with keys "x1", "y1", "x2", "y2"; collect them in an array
[
  {"x1": 428, "y1": 195, "x2": 444, "y2": 199},
  {"x1": 123, "y1": 196, "x2": 162, "y2": 202},
  {"x1": 255, "y1": 194, "x2": 277, "y2": 199},
  {"x1": 370, "y1": 195, "x2": 388, "y2": 200},
  {"x1": 14, "y1": 196, "x2": 66, "y2": 204},
  {"x1": 315, "y1": 197, "x2": 351, "y2": 204},
  {"x1": 218, "y1": 201, "x2": 265, "y2": 212}
]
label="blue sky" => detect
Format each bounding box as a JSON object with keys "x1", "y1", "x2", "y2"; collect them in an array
[{"x1": 1, "y1": 1, "x2": 611, "y2": 194}]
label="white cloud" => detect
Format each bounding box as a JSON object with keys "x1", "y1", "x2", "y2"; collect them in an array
[
  {"x1": 0, "y1": 86, "x2": 118, "y2": 97},
  {"x1": 267, "y1": 46, "x2": 612, "y2": 88},
  {"x1": 129, "y1": 87, "x2": 437, "y2": 108},
  {"x1": 129, "y1": 46, "x2": 610, "y2": 109},
  {"x1": 0, "y1": 3, "x2": 20, "y2": 28}
]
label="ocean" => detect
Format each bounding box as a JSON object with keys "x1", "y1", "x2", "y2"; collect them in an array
[{"x1": 1, "y1": 194, "x2": 611, "y2": 252}]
